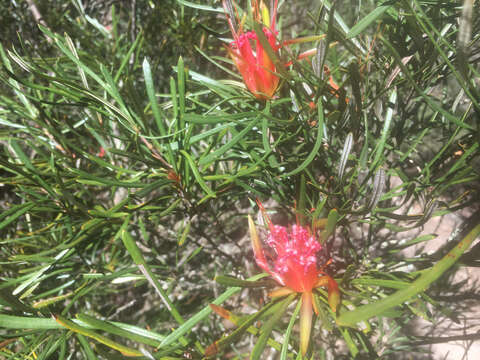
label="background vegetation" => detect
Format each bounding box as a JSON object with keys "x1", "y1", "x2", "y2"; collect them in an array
[{"x1": 0, "y1": 0, "x2": 479, "y2": 359}]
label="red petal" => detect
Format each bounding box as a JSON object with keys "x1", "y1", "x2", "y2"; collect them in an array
[{"x1": 328, "y1": 277, "x2": 340, "y2": 313}]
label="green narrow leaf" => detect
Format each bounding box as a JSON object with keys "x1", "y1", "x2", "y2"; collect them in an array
[
  {"x1": 313, "y1": 292, "x2": 333, "y2": 331},
  {"x1": 184, "y1": 112, "x2": 257, "y2": 124},
  {"x1": 158, "y1": 198, "x2": 182, "y2": 217},
  {"x1": 162, "y1": 274, "x2": 268, "y2": 350},
  {"x1": 261, "y1": 102, "x2": 279, "y2": 168},
  {"x1": 372, "y1": 89, "x2": 396, "y2": 168},
  {"x1": 176, "y1": 0, "x2": 224, "y2": 12},
  {"x1": 322, "y1": 0, "x2": 367, "y2": 55},
  {"x1": 8, "y1": 141, "x2": 56, "y2": 198},
  {"x1": 215, "y1": 275, "x2": 272, "y2": 288},
  {"x1": 65, "y1": 33, "x2": 89, "y2": 89},
  {"x1": 391, "y1": 234, "x2": 437, "y2": 251},
  {"x1": 180, "y1": 150, "x2": 216, "y2": 198},
  {"x1": 340, "y1": 328, "x2": 359, "y2": 357},
  {"x1": 36, "y1": 333, "x2": 65, "y2": 360},
  {"x1": 351, "y1": 278, "x2": 409, "y2": 290},
  {"x1": 55, "y1": 315, "x2": 143, "y2": 357},
  {"x1": 143, "y1": 58, "x2": 167, "y2": 136},
  {"x1": 347, "y1": 5, "x2": 391, "y2": 39},
  {"x1": 120, "y1": 227, "x2": 144, "y2": 266},
  {"x1": 366, "y1": 168, "x2": 385, "y2": 212},
  {"x1": 380, "y1": 36, "x2": 474, "y2": 130},
  {"x1": 206, "y1": 299, "x2": 278, "y2": 358},
  {"x1": 437, "y1": 142, "x2": 478, "y2": 183},
  {"x1": 338, "y1": 132, "x2": 353, "y2": 180},
  {"x1": 0, "y1": 203, "x2": 35, "y2": 231},
  {"x1": 77, "y1": 334, "x2": 98, "y2": 360},
  {"x1": 251, "y1": 294, "x2": 296, "y2": 360},
  {"x1": 121, "y1": 228, "x2": 185, "y2": 326},
  {"x1": 0, "y1": 314, "x2": 166, "y2": 347},
  {"x1": 0, "y1": 289, "x2": 35, "y2": 313},
  {"x1": 198, "y1": 115, "x2": 259, "y2": 166},
  {"x1": 320, "y1": 209, "x2": 339, "y2": 241},
  {"x1": 0, "y1": 43, "x2": 37, "y2": 117},
  {"x1": 76, "y1": 314, "x2": 160, "y2": 347},
  {"x1": 170, "y1": 76, "x2": 179, "y2": 126},
  {"x1": 457, "y1": 0, "x2": 473, "y2": 80},
  {"x1": 297, "y1": 174, "x2": 307, "y2": 225},
  {"x1": 101, "y1": 64, "x2": 140, "y2": 128},
  {"x1": 281, "y1": 99, "x2": 324, "y2": 178},
  {"x1": 143, "y1": 57, "x2": 175, "y2": 168},
  {"x1": 33, "y1": 293, "x2": 73, "y2": 309},
  {"x1": 177, "y1": 56, "x2": 186, "y2": 116},
  {"x1": 280, "y1": 300, "x2": 302, "y2": 360},
  {"x1": 178, "y1": 221, "x2": 191, "y2": 246},
  {"x1": 0, "y1": 314, "x2": 61, "y2": 329},
  {"x1": 114, "y1": 32, "x2": 143, "y2": 82},
  {"x1": 337, "y1": 223, "x2": 480, "y2": 327}
]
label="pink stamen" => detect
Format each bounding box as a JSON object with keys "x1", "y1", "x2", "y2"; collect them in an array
[{"x1": 254, "y1": 203, "x2": 324, "y2": 293}]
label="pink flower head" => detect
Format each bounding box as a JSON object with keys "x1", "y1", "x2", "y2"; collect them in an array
[
  {"x1": 223, "y1": 0, "x2": 280, "y2": 99},
  {"x1": 246, "y1": 200, "x2": 341, "y2": 356},
  {"x1": 266, "y1": 224, "x2": 322, "y2": 292},
  {"x1": 249, "y1": 202, "x2": 323, "y2": 293}
]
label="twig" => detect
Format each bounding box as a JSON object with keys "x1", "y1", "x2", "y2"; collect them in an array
[{"x1": 26, "y1": 0, "x2": 52, "y2": 43}]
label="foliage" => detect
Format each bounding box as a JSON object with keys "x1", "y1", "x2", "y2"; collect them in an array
[{"x1": 0, "y1": 0, "x2": 479, "y2": 359}]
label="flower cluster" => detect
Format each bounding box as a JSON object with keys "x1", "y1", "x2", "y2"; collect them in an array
[
  {"x1": 248, "y1": 201, "x2": 340, "y2": 355},
  {"x1": 261, "y1": 223, "x2": 321, "y2": 292},
  {"x1": 223, "y1": 0, "x2": 280, "y2": 99},
  {"x1": 223, "y1": 0, "x2": 346, "y2": 104}
]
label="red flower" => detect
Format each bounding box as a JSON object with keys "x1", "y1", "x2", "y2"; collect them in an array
[
  {"x1": 248, "y1": 200, "x2": 340, "y2": 355},
  {"x1": 223, "y1": 0, "x2": 280, "y2": 99},
  {"x1": 255, "y1": 220, "x2": 322, "y2": 293}
]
